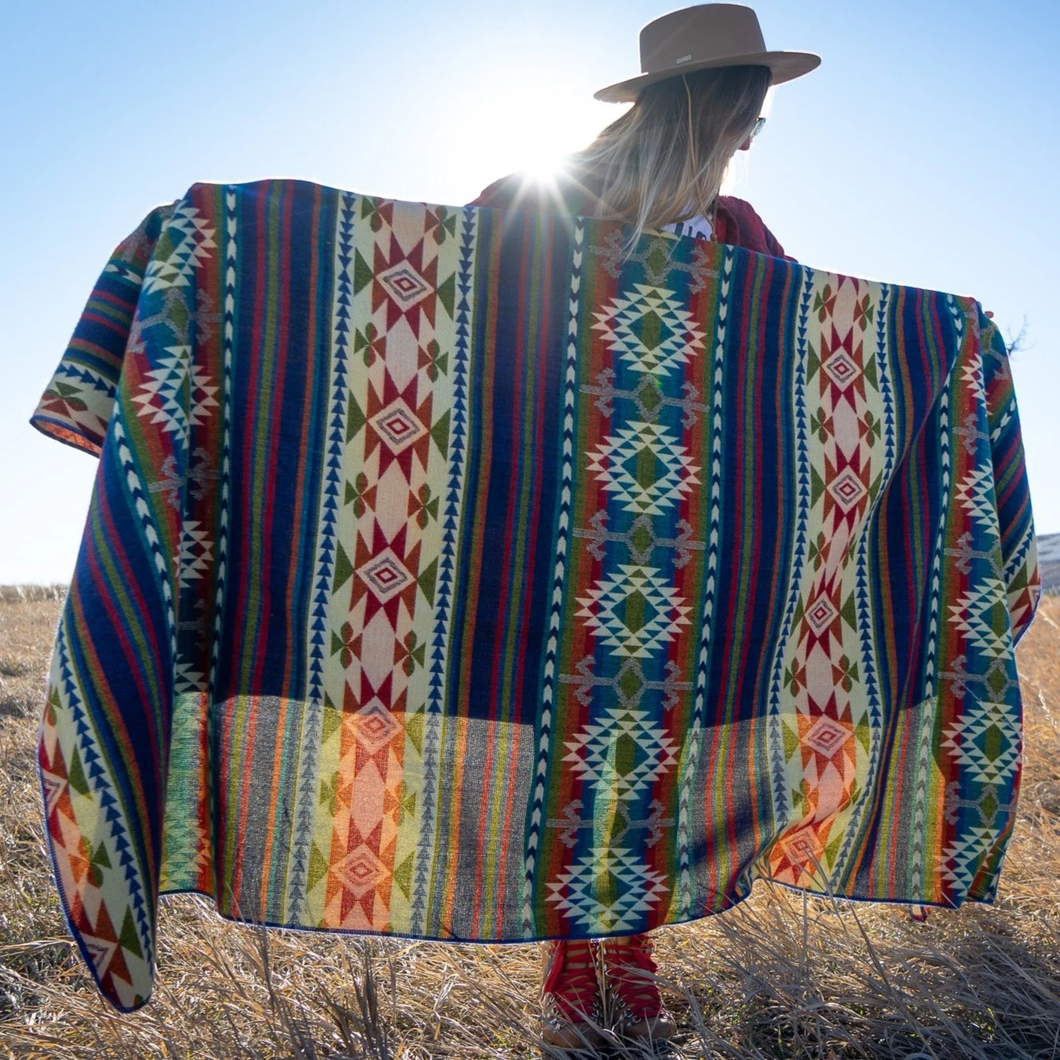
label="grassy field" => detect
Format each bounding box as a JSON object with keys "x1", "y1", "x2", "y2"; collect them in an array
[{"x1": 1, "y1": 592, "x2": 1058, "y2": 1060}]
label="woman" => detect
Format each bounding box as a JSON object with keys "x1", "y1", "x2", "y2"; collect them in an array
[{"x1": 470, "y1": 4, "x2": 819, "y2": 1050}]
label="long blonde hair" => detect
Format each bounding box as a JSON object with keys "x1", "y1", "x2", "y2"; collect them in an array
[{"x1": 571, "y1": 65, "x2": 771, "y2": 241}]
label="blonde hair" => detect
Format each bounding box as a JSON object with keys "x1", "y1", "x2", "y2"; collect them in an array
[{"x1": 571, "y1": 65, "x2": 772, "y2": 242}]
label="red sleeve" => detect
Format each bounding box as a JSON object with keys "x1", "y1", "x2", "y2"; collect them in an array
[
  {"x1": 471, "y1": 184, "x2": 793, "y2": 263},
  {"x1": 468, "y1": 172, "x2": 601, "y2": 216},
  {"x1": 469, "y1": 175, "x2": 518, "y2": 209},
  {"x1": 715, "y1": 196, "x2": 795, "y2": 262}
]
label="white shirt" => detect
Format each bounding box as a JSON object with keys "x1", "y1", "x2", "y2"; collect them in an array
[{"x1": 662, "y1": 214, "x2": 713, "y2": 242}]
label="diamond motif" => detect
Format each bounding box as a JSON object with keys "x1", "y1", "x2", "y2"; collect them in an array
[
  {"x1": 357, "y1": 548, "x2": 413, "y2": 601},
  {"x1": 378, "y1": 263, "x2": 430, "y2": 306},
  {"x1": 81, "y1": 934, "x2": 120, "y2": 977},
  {"x1": 142, "y1": 202, "x2": 217, "y2": 293},
  {"x1": 942, "y1": 696, "x2": 1020, "y2": 783},
  {"x1": 576, "y1": 564, "x2": 691, "y2": 658},
  {"x1": 828, "y1": 468, "x2": 868, "y2": 511},
  {"x1": 822, "y1": 350, "x2": 861, "y2": 388},
  {"x1": 592, "y1": 283, "x2": 705, "y2": 377},
  {"x1": 339, "y1": 846, "x2": 387, "y2": 897},
  {"x1": 177, "y1": 521, "x2": 213, "y2": 584},
  {"x1": 370, "y1": 399, "x2": 427, "y2": 453},
  {"x1": 954, "y1": 465, "x2": 1000, "y2": 530},
  {"x1": 564, "y1": 704, "x2": 679, "y2": 796},
  {"x1": 805, "y1": 595, "x2": 838, "y2": 635},
  {"x1": 627, "y1": 516, "x2": 656, "y2": 565},
  {"x1": 587, "y1": 421, "x2": 700, "y2": 516},
  {"x1": 546, "y1": 848, "x2": 670, "y2": 933},
  {"x1": 947, "y1": 579, "x2": 1013, "y2": 660},
  {"x1": 615, "y1": 659, "x2": 646, "y2": 707},
  {"x1": 804, "y1": 714, "x2": 851, "y2": 758},
  {"x1": 939, "y1": 825, "x2": 1001, "y2": 889},
  {"x1": 131, "y1": 345, "x2": 218, "y2": 444},
  {"x1": 634, "y1": 377, "x2": 664, "y2": 420},
  {"x1": 779, "y1": 828, "x2": 824, "y2": 866},
  {"x1": 354, "y1": 699, "x2": 401, "y2": 751}
]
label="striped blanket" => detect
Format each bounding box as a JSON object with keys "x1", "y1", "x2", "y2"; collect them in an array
[{"x1": 32, "y1": 180, "x2": 1041, "y2": 1011}]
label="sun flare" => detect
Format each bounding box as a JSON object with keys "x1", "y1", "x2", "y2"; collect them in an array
[{"x1": 461, "y1": 79, "x2": 622, "y2": 190}]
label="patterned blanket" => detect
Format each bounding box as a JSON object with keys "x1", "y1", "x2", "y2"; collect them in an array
[{"x1": 32, "y1": 180, "x2": 1041, "y2": 1011}]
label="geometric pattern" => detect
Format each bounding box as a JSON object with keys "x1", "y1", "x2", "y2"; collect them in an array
[
  {"x1": 592, "y1": 282, "x2": 705, "y2": 378},
  {"x1": 586, "y1": 420, "x2": 701, "y2": 515},
  {"x1": 563, "y1": 705, "x2": 680, "y2": 796},
  {"x1": 142, "y1": 201, "x2": 216, "y2": 295},
  {"x1": 926, "y1": 315, "x2": 1029, "y2": 900},
  {"x1": 369, "y1": 398, "x2": 429, "y2": 454},
  {"x1": 804, "y1": 595, "x2": 839, "y2": 635},
  {"x1": 948, "y1": 579, "x2": 1015, "y2": 660},
  {"x1": 803, "y1": 713, "x2": 852, "y2": 758},
  {"x1": 827, "y1": 466, "x2": 869, "y2": 512},
  {"x1": 309, "y1": 195, "x2": 463, "y2": 935},
  {"x1": 29, "y1": 181, "x2": 1041, "y2": 1011},
  {"x1": 939, "y1": 825, "x2": 1005, "y2": 891},
  {"x1": 131, "y1": 345, "x2": 219, "y2": 445},
  {"x1": 176, "y1": 521, "x2": 213, "y2": 584},
  {"x1": 546, "y1": 848, "x2": 671, "y2": 933},
  {"x1": 356, "y1": 547, "x2": 415, "y2": 602},
  {"x1": 34, "y1": 365, "x2": 116, "y2": 454},
  {"x1": 575, "y1": 564, "x2": 691, "y2": 658},
  {"x1": 545, "y1": 259, "x2": 709, "y2": 937},
  {"x1": 941, "y1": 697, "x2": 1021, "y2": 785},
  {"x1": 768, "y1": 274, "x2": 889, "y2": 888},
  {"x1": 954, "y1": 465, "x2": 999, "y2": 530},
  {"x1": 377, "y1": 262, "x2": 431, "y2": 308},
  {"x1": 821, "y1": 349, "x2": 861, "y2": 389},
  {"x1": 159, "y1": 693, "x2": 212, "y2": 891}
]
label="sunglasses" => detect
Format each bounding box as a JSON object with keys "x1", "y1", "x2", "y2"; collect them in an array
[{"x1": 751, "y1": 116, "x2": 767, "y2": 141}]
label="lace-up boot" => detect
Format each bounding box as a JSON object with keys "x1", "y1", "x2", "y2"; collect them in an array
[
  {"x1": 603, "y1": 933, "x2": 676, "y2": 1043},
  {"x1": 540, "y1": 939, "x2": 606, "y2": 1050}
]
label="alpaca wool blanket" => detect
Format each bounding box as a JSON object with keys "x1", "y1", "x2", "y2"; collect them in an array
[{"x1": 32, "y1": 180, "x2": 1041, "y2": 1011}]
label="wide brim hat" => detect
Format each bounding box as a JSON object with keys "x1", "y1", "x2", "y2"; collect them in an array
[{"x1": 595, "y1": 3, "x2": 821, "y2": 103}]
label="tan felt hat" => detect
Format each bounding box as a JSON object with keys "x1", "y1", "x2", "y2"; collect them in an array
[{"x1": 595, "y1": 4, "x2": 821, "y2": 103}]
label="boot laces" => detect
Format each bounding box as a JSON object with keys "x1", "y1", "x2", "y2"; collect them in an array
[
  {"x1": 542, "y1": 940, "x2": 600, "y2": 1023},
  {"x1": 605, "y1": 935, "x2": 662, "y2": 1020}
]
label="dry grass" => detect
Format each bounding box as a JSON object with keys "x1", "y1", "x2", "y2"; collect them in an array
[{"x1": 1, "y1": 591, "x2": 1059, "y2": 1059}]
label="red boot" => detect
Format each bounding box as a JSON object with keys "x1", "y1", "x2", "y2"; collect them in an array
[
  {"x1": 540, "y1": 939, "x2": 606, "y2": 1050},
  {"x1": 603, "y1": 933, "x2": 676, "y2": 1042}
]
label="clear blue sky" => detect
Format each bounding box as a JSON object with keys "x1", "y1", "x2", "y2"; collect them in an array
[{"x1": 1, "y1": 0, "x2": 1056, "y2": 583}]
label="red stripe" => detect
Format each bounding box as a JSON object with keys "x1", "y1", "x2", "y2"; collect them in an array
[
  {"x1": 77, "y1": 487, "x2": 169, "y2": 871},
  {"x1": 66, "y1": 339, "x2": 124, "y2": 367},
  {"x1": 81, "y1": 310, "x2": 132, "y2": 338},
  {"x1": 472, "y1": 214, "x2": 533, "y2": 929},
  {"x1": 93, "y1": 287, "x2": 138, "y2": 312},
  {"x1": 744, "y1": 254, "x2": 791, "y2": 858},
  {"x1": 223, "y1": 182, "x2": 274, "y2": 893},
  {"x1": 237, "y1": 182, "x2": 296, "y2": 901}
]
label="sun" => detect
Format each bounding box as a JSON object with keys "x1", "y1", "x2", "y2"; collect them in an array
[{"x1": 459, "y1": 78, "x2": 622, "y2": 190}]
